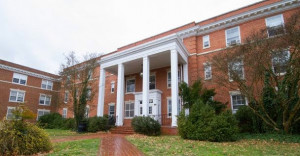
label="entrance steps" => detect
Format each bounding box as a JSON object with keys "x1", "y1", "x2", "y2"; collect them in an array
[{"x1": 110, "y1": 126, "x2": 135, "y2": 134}]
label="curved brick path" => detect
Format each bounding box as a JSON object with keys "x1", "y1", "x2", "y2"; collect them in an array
[{"x1": 98, "y1": 135, "x2": 144, "y2": 156}]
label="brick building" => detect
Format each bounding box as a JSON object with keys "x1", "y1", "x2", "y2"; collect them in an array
[
  {"x1": 1, "y1": 0, "x2": 299, "y2": 131},
  {"x1": 0, "y1": 59, "x2": 60, "y2": 120}
]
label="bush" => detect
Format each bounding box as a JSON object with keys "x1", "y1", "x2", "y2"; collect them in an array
[
  {"x1": 178, "y1": 101, "x2": 238, "y2": 142},
  {"x1": 38, "y1": 113, "x2": 64, "y2": 129},
  {"x1": 62, "y1": 118, "x2": 76, "y2": 130},
  {"x1": 87, "y1": 116, "x2": 110, "y2": 132},
  {"x1": 235, "y1": 106, "x2": 266, "y2": 133},
  {"x1": 0, "y1": 120, "x2": 52, "y2": 155},
  {"x1": 131, "y1": 116, "x2": 161, "y2": 136}
]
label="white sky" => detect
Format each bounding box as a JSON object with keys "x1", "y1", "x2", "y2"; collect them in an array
[{"x1": 0, "y1": 0, "x2": 261, "y2": 74}]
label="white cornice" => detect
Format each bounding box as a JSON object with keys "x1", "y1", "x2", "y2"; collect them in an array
[
  {"x1": 99, "y1": 34, "x2": 190, "y2": 66},
  {"x1": 178, "y1": 0, "x2": 300, "y2": 38},
  {"x1": 0, "y1": 64, "x2": 59, "y2": 82}
]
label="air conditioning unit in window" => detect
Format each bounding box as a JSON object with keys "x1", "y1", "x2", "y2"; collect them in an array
[{"x1": 229, "y1": 40, "x2": 240, "y2": 46}]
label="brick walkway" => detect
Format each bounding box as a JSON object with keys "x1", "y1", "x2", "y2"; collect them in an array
[{"x1": 98, "y1": 135, "x2": 144, "y2": 156}]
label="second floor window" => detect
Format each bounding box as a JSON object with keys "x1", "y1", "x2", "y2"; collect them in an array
[
  {"x1": 12, "y1": 73, "x2": 27, "y2": 85},
  {"x1": 64, "y1": 91, "x2": 69, "y2": 103},
  {"x1": 41, "y1": 80, "x2": 53, "y2": 90},
  {"x1": 149, "y1": 75, "x2": 156, "y2": 90},
  {"x1": 226, "y1": 26, "x2": 241, "y2": 46},
  {"x1": 9, "y1": 90, "x2": 25, "y2": 103},
  {"x1": 228, "y1": 60, "x2": 244, "y2": 81},
  {"x1": 126, "y1": 79, "x2": 135, "y2": 93},
  {"x1": 266, "y1": 14, "x2": 284, "y2": 37},
  {"x1": 272, "y1": 50, "x2": 290, "y2": 75},
  {"x1": 39, "y1": 94, "x2": 51, "y2": 106},
  {"x1": 204, "y1": 63, "x2": 212, "y2": 80},
  {"x1": 111, "y1": 82, "x2": 115, "y2": 93},
  {"x1": 203, "y1": 35, "x2": 210, "y2": 48}
]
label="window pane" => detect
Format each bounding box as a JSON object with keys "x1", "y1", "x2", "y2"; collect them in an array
[
  {"x1": 20, "y1": 79, "x2": 26, "y2": 85},
  {"x1": 17, "y1": 92, "x2": 24, "y2": 102},
  {"x1": 13, "y1": 78, "x2": 19, "y2": 83}
]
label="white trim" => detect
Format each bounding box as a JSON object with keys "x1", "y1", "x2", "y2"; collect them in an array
[
  {"x1": 64, "y1": 91, "x2": 69, "y2": 103},
  {"x1": 0, "y1": 80, "x2": 59, "y2": 92},
  {"x1": 9, "y1": 89, "x2": 25, "y2": 103},
  {"x1": 110, "y1": 81, "x2": 115, "y2": 93},
  {"x1": 228, "y1": 59, "x2": 245, "y2": 82},
  {"x1": 62, "y1": 108, "x2": 68, "y2": 118},
  {"x1": 167, "y1": 71, "x2": 171, "y2": 89},
  {"x1": 203, "y1": 62, "x2": 212, "y2": 80},
  {"x1": 265, "y1": 14, "x2": 285, "y2": 37},
  {"x1": 203, "y1": 35, "x2": 210, "y2": 49},
  {"x1": 39, "y1": 94, "x2": 52, "y2": 106},
  {"x1": 12, "y1": 73, "x2": 27, "y2": 86},
  {"x1": 229, "y1": 91, "x2": 248, "y2": 113},
  {"x1": 0, "y1": 64, "x2": 59, "y2": 81},
  {"x1": 37, "y1": 109, "x2": 50, "y2": 120},
  {"x1": 108, "y1": 103, "x2": 115, "y2": 116},
  {"x1": 124, "y1": 101, "x2": 135, "y2": 119},
  {"x1": 177, "y1": 0, "x2": 300, "y2": 38},
  {"x1": 271, "y1": 50, "x2": 290, "y2": 76},
  {"x1": 126, "y1": 77, "x2": 136, "y2": 93},
  {"x1": 41, "y1": 79, "x2": 53, "y2": 90}
]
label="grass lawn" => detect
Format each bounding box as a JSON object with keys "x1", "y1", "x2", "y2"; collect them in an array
[
  {"x1": 44, "y1": 129, "x2": 87, "y2": 139},
  {"x1": 47, "y1": 139, "x2": 100, "y2": 156},
  {"x1": 127, "y1": 134, "x2": 300, "y2": 156}
]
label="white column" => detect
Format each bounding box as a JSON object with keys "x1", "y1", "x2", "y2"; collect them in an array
[
  {"x1": 183, "y1": 63, "x2": 189, "y2": 116},
  {"x1": 142, "y1": 56, "x2": 149, "y2": 116},
  {"x1": 97, "y1": 68, "x2": 105, "y2": 116},
  {"x1": 116, "y1": 63, "x2": 125, "y2": 126},
  {"x1": 171, "y1": 50, "x2": 179, "y2": 127}
]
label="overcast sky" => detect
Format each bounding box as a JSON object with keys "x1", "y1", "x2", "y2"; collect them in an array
[{"x1": 0, "y1": 0, "x2": 261, "y2": 75}]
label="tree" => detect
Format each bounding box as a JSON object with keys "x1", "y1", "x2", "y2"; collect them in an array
[
  {"x1": 60, "y1": 52, "x2": 99, "y2": 130},
  {"x1": 179, "y1": 79, "x2": 226, "y2": 114},
  {"x1": 211, "y1": 11, "x2": 300, "y2": 133}
]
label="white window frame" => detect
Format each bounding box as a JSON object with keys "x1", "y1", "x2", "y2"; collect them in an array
[
  {"x1": 37, "y1": 109, "x2": 50, "y2": 120},
  {"x1": 228, "y1": 60, "x2": 245, "y2": 82},
  {"x1": 271, "y1": 50, "x2": 290, "y2": 76},
  {"x1": 225, "y1": 26, "x2": 241, "y2": 47},
  {"x1": 265, "y1": 14, "x2": 285, "y2": 38},
  {"x1": 6, "y1": 107, "x2": 16, "y2": 120},
  {"x1": 62, "y1": 108, "x2": 68, "y2": 118},
  {"x1": 39, "y1": 94, "x2": 51, "y2": 106},
  {"x1": 167, "y1": 71, "x2": 171, "y2": 88},
  {"x1": 124, "y1": 101, "x2": 135, "y2": 119},
  {"x1": 167, "y1": 98, "x2": 172, "y2": 118},
  {"x1": 64, "y1": 91, "x2": 69, "y2": 103},
  {"x1": 41, "y1": 80, "x2": 53, "y2": 90},
  {"x1": 204, "y1": 62, "x2": 212, "y2": 80},
  {"x1": 12, "y1": 73, "x2": 27, "y2": 85},
  {"x1": 9, "y1": 89, "x2": 25, "y2": 103},
  {"x1": 203, "y1": 35, "x2": 210, "y2": 49},
  {"x1": 86, "y1": 87, "x2": 92, "y2": 100},
  {"x1": 230, "y1": 91, "x2": 248, "y2": 114},
  {"x1": 88, "y1": 69, "x2": 93, "y2": 80},
  {"x1": 108, "y1": 103, "x2": 115, "y2": 116},
  {"x1": 85, "y1": 105, "x2": 90, "y2": 118},
  {"x1": 111, "y1": 82, "x2": 115, "y2": 93},
  {"x1": 126, "y1": 78, "x2": 135, "y2": 93}
]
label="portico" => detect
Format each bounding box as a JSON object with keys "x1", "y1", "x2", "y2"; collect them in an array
[{"x1": 97, "y1": 34, "x2": 189, "y2": 127}]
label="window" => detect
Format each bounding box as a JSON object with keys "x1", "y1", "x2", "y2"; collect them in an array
[
  {"x1": 139, "y1": 101, "x2": 143, "y2": 115},
  {"x1": 88, "y1": 69, "x2": 93, "y2": 80},
  {"x1": 167, "y1": 71, "x2": 171, "y2": 88},
  {"x1": 266, "y1": 14, "x2": 284, "y2": 37},
  {"x1": 66, "y1": 75, "x2": 71, "y2": 84},
  {"x1": 167, "y1": 99, "x2": 172, "y2": 117},
  {"x1": 149, "y1": 106, "x2": 152, "y2": 115},
  {"x1": 85, "y1": 105, "x2": 90, "y2": 118},
  {"x1": 87, "y1": 88, "x2": 92, "y2": 100},
  {"x1": 64, "y1": 91, "x2": 69, "y2": 103},
  {"x1": 226, "y1": 26, "x2": 241, "y2": 46},
  {"x1": 6, "y1": 107, "x2": 16, "y2": 120},
  {"x1": 37, "y1": 109, "x2": 50, "y2": 120},
  {"x1": 125, "y1": 102, "x2": 134, "y2": 118},
  {"x1": 12, "y1": 73, "x2": 27, "y2": 85},
  {"x1": 203, "y1": 35, "x2": 210, "y2": 48},
  {"x1": 230, "y1": 93, "x2": 247, "y2": 113},
  {"x1": 228, "y1": 60, "x2": 244, "y2": 81},
  {"x1": 9, "y1": 90, "x2": 25, "y2": 103},
  {"x1": 109, "y1": 104, "x2": 115, "y2": 116},
  {"x1": 204, "y1": 63, "x2": 212, "y2": 80},
  {"x1": 111, "y1": 82, "x2": 115, "y2": 93},
  {"x1": 62, "y1": 108, "x2": 67, "y2": 118},
  {"x1": 149, "y1": 75, "x2": 156, "y2": 90},
  {"x1": 39, "y1": 94, "x2": 51, "y2": 106},
  {"x1": 126, "y1": 78, "x2": 135, "y2": 93},
  {"x1": 272, "y1": 50, "x2": 290, "y2": 75},
  {"x1": 41, "y1": 80, "x2": 53, "y2": 90}
]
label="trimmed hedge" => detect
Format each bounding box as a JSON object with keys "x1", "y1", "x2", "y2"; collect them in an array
[
  {"x1": 87, "y1": 116, "x2": 110, "y2": 132},
  {"x1": 0, "y1": 120, "x2": 52, "y2": 155},
  {"x1": 38, "y1": 113, "x2": 64, "y2": 129},
  {"x1": 178, "y1": 101, "x2": 238, "y2": 142},
  {"x1": 131, "y1": 116, "x2": 161, "y2": 136}
]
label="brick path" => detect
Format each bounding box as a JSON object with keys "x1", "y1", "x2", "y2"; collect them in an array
[{"x1": 98, "y1": 135, "x2": 144, "y2": 156}]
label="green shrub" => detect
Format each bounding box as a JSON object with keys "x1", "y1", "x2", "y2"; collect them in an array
[
  {"x1": 131, "y1": 116, "x2": 161, "y2": 136},
  {"x1": 235, "y1": 106, "x2": 266, "y2": 133},
  {"x1": 178, "y1": 101, "x2": 238, "y2": 142},
  {"x1": 87, "y1": 116, "x2": 110, "y2": 132},
  {"x1": 38, "y1": 113, "x2": 64, "y2": 129},
  {"x1": 62, "y1": 118, "x2": 76, "y2": 130},
  {"x1": 0, "y1": 120, "x2": 52, "y2": 155}
]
